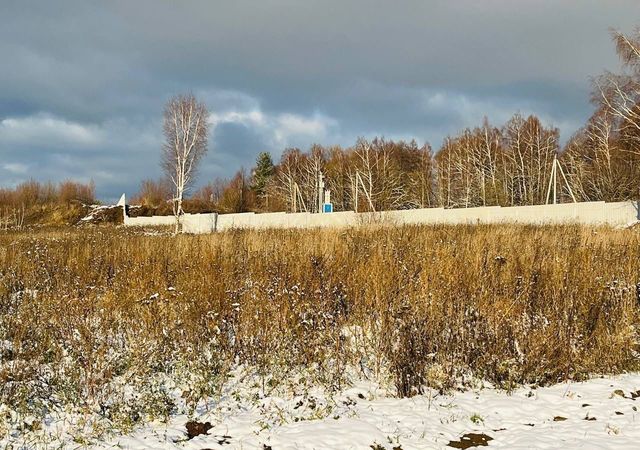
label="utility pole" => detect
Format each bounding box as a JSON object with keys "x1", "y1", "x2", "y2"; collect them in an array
[
  {"x1": 354, "y1": 171, "x2": 359, "y2": 213},
  {"x1": 545, "y1": 155, "x2": 577, "y2": 205},
  {"x1": 292, "y1": 182, "x2": 297, "y2": 213},
  {"x1": 318, "y1": 171, "x2": 324, "y2": 213}
]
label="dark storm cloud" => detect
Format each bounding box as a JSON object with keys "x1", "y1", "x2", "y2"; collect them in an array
[
  {"x1": 208, "y1": 122, "x2": 271, "y2": 175},
  {"x1": 1, "y1": 0, "x2": 639, "y2": 201}
]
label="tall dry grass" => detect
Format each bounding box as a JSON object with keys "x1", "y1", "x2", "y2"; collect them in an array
[
  {"x1": 0, "y1": 224, "x2": 638, "y2": 426},
  {"x1": 0, "y1": 179, "x2": 99, "y2": 228},
  {"x1": 0, "y1": 179, "x2": 96, "y2": 208}
]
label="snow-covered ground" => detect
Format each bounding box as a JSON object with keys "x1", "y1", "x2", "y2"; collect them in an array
[{"x1": 4, "y1": 371, "x2": 639, "y2": 449}]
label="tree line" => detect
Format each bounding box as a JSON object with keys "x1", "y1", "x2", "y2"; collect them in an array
[
  {"x1": 0, "y1": 179, "x2": 96, "y2": 209},
  {"x1": 136, "y1": 27, "x2": 639, "y2": 215},
  {"x1": 2, "y1": 27, "x2": 638, "y2": 217}
]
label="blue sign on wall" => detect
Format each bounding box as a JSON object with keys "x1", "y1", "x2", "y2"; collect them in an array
[{"x1": 323, "y1": 203, "x2": 333, "y2": 213}]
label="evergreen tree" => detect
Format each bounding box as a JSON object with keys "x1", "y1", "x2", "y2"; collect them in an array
[{"x1": 251, "y1": 151, "x2": 275, "y2": 198}]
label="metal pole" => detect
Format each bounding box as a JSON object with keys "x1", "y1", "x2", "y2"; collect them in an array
[
  {"x1": 545, "y1": 162, "x2": 553, "y2": 205},
  {"x1": 557, "y1": 160, "x2": 577, "y2": 203},
  {"x1": 354, "y1": 171, "x2": 359, "y2": 213},
  {"x1": 292, "y1": 183, "x2": 297, "y2": 213},
  {"x1": 552, "y1": 157, "x2": 557, "y2": 205},
  {"x1": 318, "y1": 172, "x2": 324, "y2": 213}
]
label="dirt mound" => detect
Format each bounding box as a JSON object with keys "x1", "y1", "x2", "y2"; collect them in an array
[{"x1": 80, "y1": 205, "x2": 124, "y2": 225}]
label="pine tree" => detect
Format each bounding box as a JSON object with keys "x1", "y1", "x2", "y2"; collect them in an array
[{"x1": 251, "y1": 152, "x2": 275, "y2": 198}]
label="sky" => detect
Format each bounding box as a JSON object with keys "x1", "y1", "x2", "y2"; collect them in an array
[{"x1": 1, "y1": 0, "x2": 639, "y2": 202}]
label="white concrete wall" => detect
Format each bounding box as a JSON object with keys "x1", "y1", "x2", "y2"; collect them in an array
[
  {"x1": 122, "y1": 201, "x2": 639, "y2": 233},
  {"x1": 123, "y1": 214, "x2": 175, "y2": 227},
  {"x1": 181, "y1": 213, "x2": 217, "y2": 234},
  {"x1": 124, "y1": 211, "x2": 218, "y2": 233}
]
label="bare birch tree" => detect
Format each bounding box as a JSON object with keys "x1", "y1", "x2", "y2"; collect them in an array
[
  {"x1": 595, "y1": 28, "x2": 640, "y2": 150},
  {"x1": 502, "y1": 114, "x2": 559, "y2": 205},
  {"x1": 407, "y1": 142, "x2": 437, "y2": 208},
  {"x1": 563, "y1": 27, "x2": 640, "y2": 202},
  {"x1": 563, "y1": 111, "x2": 638, "y2": 201},
  {"x1": 162, "y1": 94, "x2": 209, "y2": 233},
  {"x1": 273, "y1": 148, "x2": 305, "y2": 212}
]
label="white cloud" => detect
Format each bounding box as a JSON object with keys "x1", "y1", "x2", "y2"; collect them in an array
[
  {"x1": 422, "y1": 91, "x2": 517, "y2": 125},
  {"x1": 419, "y1": 89, "x2": 583, "y2": 144},
  {"x1": 206, "y1": 91, "x2": 338, "y2": 149},
  {"x1": 2, "y1": 162, "x2": 29, "y2": 174},
  {"x1": 0, "y1": 113, "x2": 103, "y2": 147},
  {"x1": 209, "y1": 109, "x2": 266, "y2": 128},
  {"x1": 0, "y1": 112, "x2": 164, "y2": 201},
  {"x1": 274, "y1": 113, "x2": 336, "y2": 144}
]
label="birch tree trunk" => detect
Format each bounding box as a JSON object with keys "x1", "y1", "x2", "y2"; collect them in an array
[{"x1": 162, "y1": 94, "x2": 209, "y2": 234}]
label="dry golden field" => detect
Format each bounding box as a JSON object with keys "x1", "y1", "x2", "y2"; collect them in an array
[{"x1": 0, "y1": 224, "x2": 639, "y2": 430}]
